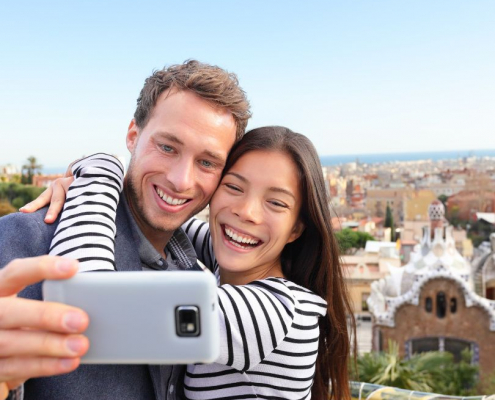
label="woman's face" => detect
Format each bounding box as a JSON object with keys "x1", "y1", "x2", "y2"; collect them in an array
[{"x1": 209, "y1": 149, "x2": 304, "y2": 284}]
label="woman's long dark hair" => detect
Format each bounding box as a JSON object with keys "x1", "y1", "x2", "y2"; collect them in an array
[{"x1": 223, "y1": 126, "x2": 356, "y2": 400}]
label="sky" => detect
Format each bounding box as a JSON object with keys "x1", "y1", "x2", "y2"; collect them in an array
[{"x1": 1, "y1": 0, "x2": 494, "y2": 170}]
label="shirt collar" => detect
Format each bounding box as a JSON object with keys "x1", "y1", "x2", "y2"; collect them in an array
[{"x1": 121, "y1": 192, "x2": 197, "y2": 270}]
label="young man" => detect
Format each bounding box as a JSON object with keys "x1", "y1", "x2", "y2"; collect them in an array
[{"x1": 0, "y1": 60, "x2": 251, "y2": 400}]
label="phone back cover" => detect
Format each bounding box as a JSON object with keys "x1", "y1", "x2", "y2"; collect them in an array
[{"x1": 43, "y1": 271, "x2": 219, "y2": 364}]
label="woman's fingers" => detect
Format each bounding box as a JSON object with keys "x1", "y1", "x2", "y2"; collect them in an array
[
  {"x1": 19, "y1": 186, "x2": 53, "y2": 213},
  {"x1": 19, "y1": 176, "x2": 74, "y2": 222},
  {"x1": 0, "y1": 256, "x2": 78, "y2": 297},
  {"x1": 44, "y1": 176, "x2": 74, "y2": 222}
]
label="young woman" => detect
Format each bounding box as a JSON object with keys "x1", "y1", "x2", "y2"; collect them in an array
[{"x1": 36, "y1": 126, "x2": 355, "y2": 399}]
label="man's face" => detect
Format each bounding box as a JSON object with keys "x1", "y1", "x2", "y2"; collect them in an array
[{"x1": 125, "y1": 89, "x2": 237, "y2": 243}]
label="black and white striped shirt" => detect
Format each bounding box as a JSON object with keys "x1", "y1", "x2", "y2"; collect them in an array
[
  {"x1": 48, "y1": 154, "x2": 327, "y2": 400},
  {"x1": 183, "y1": 218, "x2": 327, "y2": 400}
]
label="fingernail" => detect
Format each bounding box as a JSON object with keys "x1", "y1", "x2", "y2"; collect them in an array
[
  {"x1": 59, "y1": 358, "x2": 76, "y2": 370},
  {"x1": 56, "y1": 258, "x2": 76, "y2": 273},
  {"x1": 19, "y1": 206, "x2": 25, "y2": 211},
  {"x1": 46, "y1": 213, "x2": 52, "y2": 219},
  {"x1": 63, "y1": 311, "x2": 84, "y2": 332},
  {"x1": 66, "y1": 337, "x2": 85, "y2": 354}
]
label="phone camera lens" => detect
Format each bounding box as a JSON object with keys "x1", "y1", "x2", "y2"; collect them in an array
[{"x1": 175, "y1": 306, "x2": 200, "y2": 337}]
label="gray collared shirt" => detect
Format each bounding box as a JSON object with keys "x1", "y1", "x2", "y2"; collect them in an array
[{"x1": 121, "y1": 196, "x2": 200, "y2": 400}]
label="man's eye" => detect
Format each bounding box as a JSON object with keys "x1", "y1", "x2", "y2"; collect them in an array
[
  {"x1": 161, "y1": 145, "x2": 173, "y2": 152},
  {"x1": 200, "y1": 160, "x2": 213, "y2": 168}
]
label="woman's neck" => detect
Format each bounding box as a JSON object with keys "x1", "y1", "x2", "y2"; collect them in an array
[{"x1": 220, "y1": 262, "x2": 285, "y2": 286}]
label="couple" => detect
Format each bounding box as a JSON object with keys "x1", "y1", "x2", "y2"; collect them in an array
[{"x1": 0, "y1": 60, "x2": 353, "y2": 400}]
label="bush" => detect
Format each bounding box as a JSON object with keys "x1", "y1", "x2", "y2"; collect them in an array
[{"x1": 0, "y1": 201, "x2": 16, "y2": 217}]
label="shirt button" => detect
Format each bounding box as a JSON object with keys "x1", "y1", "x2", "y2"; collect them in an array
[{"x1": 169, "y1": 384, "x2": 174, "y2": 394}]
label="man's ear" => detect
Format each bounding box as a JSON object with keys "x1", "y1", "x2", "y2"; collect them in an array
[
  {"x1": 126, "y1": 119, "x2": 139, "y2": 153},
  {"x1": 287, "y1": 220, "x2": 305, "y2": 244}
]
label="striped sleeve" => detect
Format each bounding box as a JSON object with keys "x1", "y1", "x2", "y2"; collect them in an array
[
  {"x1": 216, "y1": 278, "x2": 296, "y2": 372},
  {"x1": 48, "y1": 153, "x2": 124, "y2": 272},
  {"x1": 182, "y1": 218, "x2": 216, "y2": 273}
]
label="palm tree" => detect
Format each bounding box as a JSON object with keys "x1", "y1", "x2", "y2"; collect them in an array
[
  {"x1": 21, "y1": 156, "x2": 42, "y2": 184},
  {"x1": 354, "y1": 340, "x2": 452, "y2": 392}
]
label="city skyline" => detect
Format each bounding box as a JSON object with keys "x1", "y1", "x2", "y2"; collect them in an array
[{"x1": 1, "y1": 0, "x2": 494, "y2": 168}]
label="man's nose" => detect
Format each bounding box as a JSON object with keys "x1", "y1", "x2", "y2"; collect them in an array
[{"x1": 167, "y1": 158, "x2": 195, "y2": 193}]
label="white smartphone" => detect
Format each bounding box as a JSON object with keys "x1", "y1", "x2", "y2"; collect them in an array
[{"x1": 42, "y1": 270, "x2": 219, "y2": 364}]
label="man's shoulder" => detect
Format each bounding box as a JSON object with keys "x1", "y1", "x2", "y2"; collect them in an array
[
  {"x1": 0, "y1": 208, "x2": 59, "y2": 267},
  {"x1": 0, "y1": 208, "x2": 58, "y2": 236}
]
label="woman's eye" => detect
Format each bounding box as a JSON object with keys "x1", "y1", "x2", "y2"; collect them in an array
[
  {"x1": 161, "y1": 144, "x2": 173, "y2": 153},
  {"x1": 225, "y1": 183, "x2": 241, "y2": 192},
  {"x1": 269, "y1": 200, "x2": 288, "y2": 208}
]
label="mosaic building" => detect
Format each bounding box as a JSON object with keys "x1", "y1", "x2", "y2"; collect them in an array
[{"x1": 367, "y1": 200, "x2": 495, "y2": 377}]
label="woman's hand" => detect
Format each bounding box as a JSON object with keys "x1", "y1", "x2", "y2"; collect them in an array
[{"x1": 19, "y1": 162, "x2": 77, "y2": 223}]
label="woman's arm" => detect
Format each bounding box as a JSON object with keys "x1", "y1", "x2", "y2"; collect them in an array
[
  {"x1": 182, "y1": 218, "x2": 216, "y2": 273},
  {"x1": 47, "y1": 154, "x2": 124, "y2": 272},
  {"x1": 214, "y1": 278, "x2": 297, "y2": 372}
]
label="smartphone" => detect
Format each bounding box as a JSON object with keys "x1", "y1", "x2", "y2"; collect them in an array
[{"x1": 43, "y1": 270, "x2": 219, "y2": 364}]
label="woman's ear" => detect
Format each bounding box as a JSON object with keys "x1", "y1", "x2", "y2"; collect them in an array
[{"x1": 287, "y1": 220, "x2": 305, "y2": 244}]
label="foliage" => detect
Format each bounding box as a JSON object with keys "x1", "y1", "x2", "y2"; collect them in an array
[
  {"x1": 477, "y1": 370, "x2": 495, "y2": 395},
  {"x1": 431, "y1": 348, "x2": 478, "y2": 396},
  {"x1": 438, "y1": 194, "x2": 449, "y2": 208},
  {"x1": 384, "y1": 204, "x2": 395, "y2": 240},
  {"x1": 352, "y1": 341, "x2": 479, "y2": 396},
  {"x1": 336, "y1": 228, "x2": 375, "y2": 254},
  {"x1": 21, "y1": 156, "x2": 42, "y2": 184},
  {"x1": 0, "y1": 200, "x2": 16, "y2": 217},
  {"x1": 0, "y1": 183, "x2": 44, "y2": 210}
]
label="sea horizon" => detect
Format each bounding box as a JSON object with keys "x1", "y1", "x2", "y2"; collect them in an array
[
  {"x1": 319, "y1": 149, "x2": 495, "y2": 166},
  {"x1": 40, "y1": 149, "x2": 495, "y2": 174}
]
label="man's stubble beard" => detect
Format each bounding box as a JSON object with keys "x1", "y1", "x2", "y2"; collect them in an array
[{"x1": 124, "y1": 156, "x2": 211, "y2": 235}]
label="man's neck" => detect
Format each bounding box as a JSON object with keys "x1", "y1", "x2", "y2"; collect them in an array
[{"x1": 124, "y1": 184, "x2": 173, "y2": 259}]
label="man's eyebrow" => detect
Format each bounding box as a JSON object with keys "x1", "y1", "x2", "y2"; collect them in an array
[
  {"x1": 156, "y1": 132, "x2": 184, "y2": 146},
  {"x1": 225, "y1": 172, "x2": 297, "y2": 201}
]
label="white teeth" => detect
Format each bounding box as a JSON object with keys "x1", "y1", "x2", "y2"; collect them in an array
[
  {"x1": 155, "y1": 187, "x2": 187, "y2": 206},
  {"x1": 224, "y1": 227, "x2": 259, "y2": 246}
]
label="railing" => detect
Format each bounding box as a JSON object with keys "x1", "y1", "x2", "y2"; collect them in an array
[{"x1": 350, "y1": 382, "x2": 495, "y2": 399}]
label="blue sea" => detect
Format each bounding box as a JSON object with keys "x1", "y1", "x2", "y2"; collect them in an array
[
  {"x1": 43, "y1": 149, "x2": 495, "y2": 174},
  {"x1": 319, "y1": 149, "x2": 495, "y2": 166}
]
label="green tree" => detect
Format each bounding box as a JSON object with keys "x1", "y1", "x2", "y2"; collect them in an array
[
  {"x1": 0, "y1": 200, "x2": 16, "y2": 217},
  {"x1": 336, "y1": 229, "x2": 375, "y2": 254},
  {"x1": 352, "y1": 341, "x2": 479, "y2": 396},
  {"x1": 21, "y1": 156, "x2": 43, "y2": 184},
  {"x1": 438, "y1": 194, "x2": 448, "y2": 208},
  {"x1": 384, "y1": 204, "x2": 395, "y2": 240}
]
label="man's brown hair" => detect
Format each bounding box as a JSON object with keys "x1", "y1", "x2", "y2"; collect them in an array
[{"x1": 134, "y1": 60, "x2": 251, "y2": 141}]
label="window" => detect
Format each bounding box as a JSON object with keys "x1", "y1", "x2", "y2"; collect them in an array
[
  {"x1": 412, "y1": 338, "x2": 439, "y2": 354},
  {"x1": 425, "y1": 297, "x2": 433, "y2": 313},
  {"x1": 436, "y1": 292, "x2": 446, "y2": 318},
  {"x1": 361, "y1": 293, "x2": 370, "y2": 312},
  {"x1": 445, "y1": 338, "x2": 471, "y2": 363},
  {"x1": 450, "y1": 297, "x2": 457, "y2": 313}
]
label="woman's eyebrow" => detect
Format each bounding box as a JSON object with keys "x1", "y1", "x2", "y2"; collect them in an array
[{"x1": 225, "y1": 172, "x2": 296, "y2": 201}]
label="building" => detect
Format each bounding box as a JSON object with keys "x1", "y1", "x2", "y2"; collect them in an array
[
  {"x1": 365, "y1": 188, "x2": 412, "y2": 224},
  {"x1": 447, "y1": 190, "x2": 495, "y2": 221},
  {"x1": 32, "y1": 174, "x2": 65, "y2": 188},
  {"x1": 367, "y1": 200, "x2": 495, "y2": 378}
]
